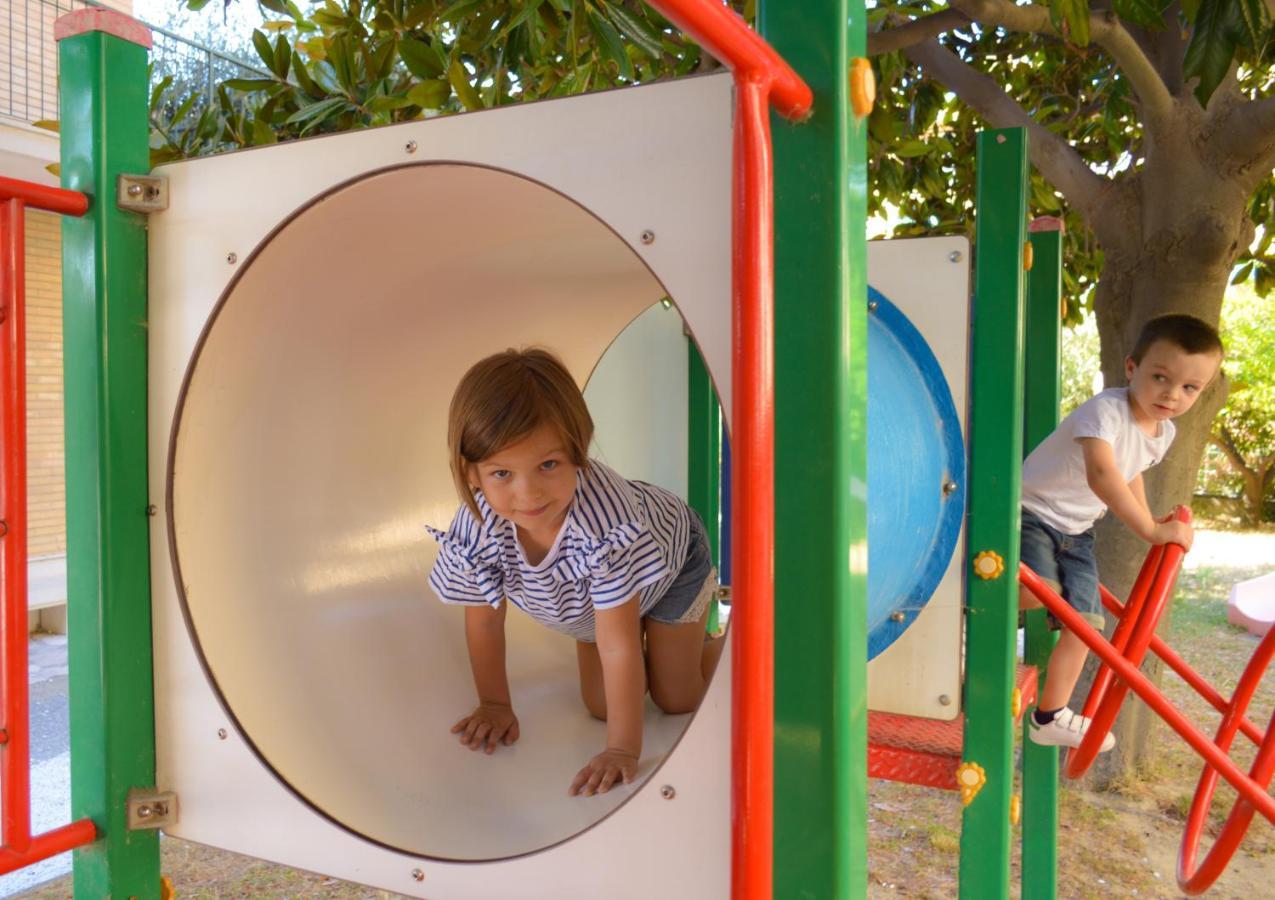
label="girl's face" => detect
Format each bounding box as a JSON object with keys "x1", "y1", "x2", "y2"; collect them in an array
[{"x1": 469, "y1": 424, "x2": 580, "y2": 539}]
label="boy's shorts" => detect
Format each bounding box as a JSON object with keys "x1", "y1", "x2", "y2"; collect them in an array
[{"x1": 1019, "y1": 508, "x2": 1105, "y2": 631}]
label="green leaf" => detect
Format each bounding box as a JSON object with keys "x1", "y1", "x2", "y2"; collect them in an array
[
  {"x1": 587, "y1": 9, "x2": 633, "y2": 80},
  {"x1": 1181, "y1": 0, "x2": 1202, "y2": 19},
  {"x1": 1112, "y1": 0, "x2": 1165, "y2": 29},
  {"x1": 894, "y1": 140, "x2": 932, "y2": 158},
  {"x1": 185, "y1": 0, "x2": 215, "y2": 10},
  {"x1": 400, "y1": 38, "x2": 444, "y2": 79},
  {"x1": 149, "y1": 75, "x2": 174, "y2": 111},
  {"x1": 252, "y1": 29, "x2": 275, "y2": 69},
  {"x1": 223, "y1": 78, "x2": 281, "y2": 92},
  {"x1": 259, "y1": 0, "x2": 289, "y2": 13},
  {"x1": 448, "y1": 58, "x2": 483, "y2": 110},
  {"x1": 1050, "y1": 0, "x2": 1091, "y2": 46},
  {"x1": 437, "y1": 0, "x2": 484, "y2": 23},
  {"x1": 1184, "y1": 0, "x2": 1240, "y2": 107},
  {"x1": 367, "y1": 95, "x2": 416, "y2": 113},
  {"x1": 273, "y1": 35, "x2": 292, "y2": 80},
  {"x1": 1234, "y1": 0, "x2": 1272, "y2": 49},
  {"x1": 284, "y1": 96, "x2": 348, "y2": 126},
  {"x1": 496, "y1": 0, "x2": 547, "y2": 42},
  {"x1": 407, "y1": 79, "x2": 451, "y2": 109},
  {"x1": 292, "y1": 59, "x2": 324, "y2": 99},
  {"x1": 605, "y1": 4, "x2": 665, "y2": 59},
  {"x1": 251, "y1": 115, "x2": 278, "y2": 145}
]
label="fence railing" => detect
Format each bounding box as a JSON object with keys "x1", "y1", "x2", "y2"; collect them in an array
[{"x1": 2, "y1": 0, "x2": 270, "y2": 125}]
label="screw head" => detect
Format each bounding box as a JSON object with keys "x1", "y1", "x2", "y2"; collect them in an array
[
  {"x1": 868, "y1": 299, "x2": 879, "y2": 312},
  {"x1": 942, "y1": 480, "x2": 958, "y2": 496},
  {"x1": 217, "y1": 728, "x2": 228, "y2": 740},
  {"x1": 405, "y1": 140, "x2": 418, "y2": 154},
  {"x1": 127, "y1": 183, "x2": 143, "y2": 197},
  {"x1": 146, "y1": 504, "x2": 158, "y2": 517},
  {"x1": 411, "y1": 868, "x2": 425, "y2": 882},
  {"x1": 948, "y1": 250, "x2": 963, "y2": 263},
  {"x1": 660, "y1": 784, "x2": 676, "y2": 800},
  {"x1": 640, "y1": 230, "x2": 656, "y2": 245},
  {"x1": 939, "y1": 694, "x2": 952, "y2": 706},
  {"x1": 890, "y1": 611, "x2": 906, "y2": 623},
  {"x1": 226, "y1": 252, "x2": 238, "y2": 265}
]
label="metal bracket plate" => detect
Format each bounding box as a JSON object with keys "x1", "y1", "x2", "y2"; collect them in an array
[
  {"x1": 116, "y1": 174, "x2": 168, "y2": 213},
  {"x1": 127, "y1": 788, "x2": 178, "y2": 830}
]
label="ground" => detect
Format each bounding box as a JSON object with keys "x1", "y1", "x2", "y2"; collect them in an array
[{"x1": 13, "y1": 528, "x2": 1275, "y2": 899}]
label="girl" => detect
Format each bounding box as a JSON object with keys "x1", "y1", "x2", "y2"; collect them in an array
[{"x1": 427, "y1": 348, "x2": 725, "y2": 797}]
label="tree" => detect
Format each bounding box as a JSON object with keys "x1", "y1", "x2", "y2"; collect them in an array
[{"x1": 1209, "y1": 284, "x2": 1275, "y2": 524}]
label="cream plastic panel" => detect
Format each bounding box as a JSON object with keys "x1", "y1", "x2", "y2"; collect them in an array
[
  {"x1": 865, "y1": 235, "x2": 970, "y2": 720},
  {"x1": 150, "y1": 73, "x2": 732, "y2": 897}
]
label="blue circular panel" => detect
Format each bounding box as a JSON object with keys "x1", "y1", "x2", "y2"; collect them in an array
[{"x1": 867, "y1": 288, "x2": 965, "y2": 660}]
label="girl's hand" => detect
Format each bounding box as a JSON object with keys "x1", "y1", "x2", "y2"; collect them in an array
[
  {"x1": 569, "y1": 748, "x2": 639, "y2": 796},
  {"x1": 451, "y1": 702, "x2": 519, "y2": 754}
]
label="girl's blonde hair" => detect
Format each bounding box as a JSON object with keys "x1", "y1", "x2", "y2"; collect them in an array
[{"x1": 447, "y1": 348, "x2": 594, "y2": 521}]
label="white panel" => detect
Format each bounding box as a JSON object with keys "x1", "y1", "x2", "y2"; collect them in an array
[
  {"x1": 866, "y1": 236, "x2": 970, "y2": 720},
  {"x1": 149, "y1": 73, "x2": 732, "y2": 897},
  {"x1": 586, "y1": 302, "x2": 689, "y2": 497}
]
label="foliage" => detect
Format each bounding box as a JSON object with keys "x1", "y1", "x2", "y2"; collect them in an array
[
  {"x1": 1059, "y1": 314, "x2": 1102, "y2": 417},
  {"x1": 153, "y1": 0, "x2": 743, "y2": 167},
  {"x1": 1207, "y1": 284, "x2": 1275, "y2": 520},
  {"x1": 867, "y1": 0, "x2": 1275, "y2": 319}
]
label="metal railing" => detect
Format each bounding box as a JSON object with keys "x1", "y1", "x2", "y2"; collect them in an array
[{"x1": 2, "y1": 0, "x2": 270, "y2": 125}]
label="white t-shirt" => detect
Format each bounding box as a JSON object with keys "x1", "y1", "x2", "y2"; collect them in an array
[{"x1": 1022, "y1": 387, "x2": 1175, "y2": 535}]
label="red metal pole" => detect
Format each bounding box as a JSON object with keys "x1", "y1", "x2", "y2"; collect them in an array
[
  {"x1": 0, "y1": 197, "x2": 31, "y2": 854},
  {"x1": 0, "y1": 177, "x2": 89, "y2": 217}
]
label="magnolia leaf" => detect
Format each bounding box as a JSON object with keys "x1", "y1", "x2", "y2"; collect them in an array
[
  {"x1": 400, "y1": 38, "x2": 445, "y2": 79},
  {"x1": 448, "y1": 58, "x2": 483, "y2": 110},
  {"x1": 1184, "y1": 0, "x2": 1240, "y2": 107},
  {"x1": 407, "y1": 80, "x2": 452, "y2": 109},
  {"x1": 284, "y1": 96, "x2": 348, "y2": 126},
  {"x1": 1050, "y1": 0, "x2": 1091, "y2": 46},
  {"x1": 259, "y1": 0, "x2": 289, "y2": 13},
  {"x1": 587, "y1": 9, "x2": 633, "y2": 80},
  {"x1": 605, "y1": 4, "x2": 665, "y2": 59},
  {"x1": 1112, "y1": 0, "x2": 1165, "y2": 29},
  {"x1": 1234, "y1": 0, "x2": 1272, "y2": 49},
  {"x1": 894, "y1": 139, "x2": 932, "y2": 158},
  {"x1": 252, "y1": 29, "x2": 275, "y2": 70}
]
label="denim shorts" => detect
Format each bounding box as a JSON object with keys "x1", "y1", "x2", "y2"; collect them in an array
[
  {"x1": 1019, "y1": 508, "x2": 1104, "y2": 630},
  {"x1": 646, "y1": 512, "x2": 717, "y2": 627}
]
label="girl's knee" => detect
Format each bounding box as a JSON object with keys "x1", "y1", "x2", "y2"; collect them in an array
[
  {"x1": 581, "y1": 689, "x2": 608, "y2": 721},
  {"x1": 650, "y1": 682, "x2": 700, "y2": 715}
]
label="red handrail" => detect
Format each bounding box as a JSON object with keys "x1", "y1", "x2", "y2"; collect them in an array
[
  {"x1": 0, "y1": 180, "x2": 97, "y2": 873},
  {"x1": 642, "y1": 4, "x2": 811, "y2": 898}
]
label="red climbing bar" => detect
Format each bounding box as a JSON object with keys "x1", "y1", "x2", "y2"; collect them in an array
[
  {"x1": 642, "y1": 4, "x2": 811, "y2": 897},
  {"x1": 0, "y1": 183, "x2": 96, "y2": 869},
  {"x1": 1019, "y1": 563, "x2": 1275, "y2": 822}
]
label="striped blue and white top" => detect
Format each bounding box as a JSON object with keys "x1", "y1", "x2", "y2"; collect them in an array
[{"x1": 426, "y1": 460, "x2": 694, "y2": 642}]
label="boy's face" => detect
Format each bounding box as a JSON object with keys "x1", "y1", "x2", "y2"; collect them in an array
[{"x1": 1125, "y1": 339, "x2": 1222, "y2": 425}]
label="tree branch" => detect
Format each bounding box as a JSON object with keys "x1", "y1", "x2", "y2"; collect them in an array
[
  {"x1": 903, "y1": 39, "x2": 1110, "y2": 221},
  {"x1": 1207, "y1": 94, "x2": 1275, "y2": 188},
  {"x1": 1210, "y1": 428, "x2": 1255, "y2": 479},
  {"x1": 868, "y1": 9, "x2": 969, "y2": 56},
  {"x1": 947, "y1": 0, "x2": 1176, "y2": 135}
]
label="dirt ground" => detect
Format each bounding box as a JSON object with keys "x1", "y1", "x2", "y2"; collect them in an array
[{"x1": 17, "y1": 530, "x2": 1275, "y2": 899}]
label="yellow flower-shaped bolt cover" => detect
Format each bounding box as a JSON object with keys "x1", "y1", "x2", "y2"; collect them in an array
[
  {"x1": 1010, "y1": 793, "x2": 1022, "y2": 826},
  {"x1": 161, "y1": 877, "x2": 176, "y2": 900},
  {"x1": 1011, "y1": 686, "x2": 1023, "y2": 719},
  {"x1": 973, "y1": 550, "x2": 1005, "y2": 580},
  {"x1": 849, "y1": 57, "x2": 876, "y2": 119},
  {"x1": 957, "y1": 761, "x2": 987, "y2": 807},
  {"x1": 1023, "y1": 240, "x2": 1034, "y2": 271}
]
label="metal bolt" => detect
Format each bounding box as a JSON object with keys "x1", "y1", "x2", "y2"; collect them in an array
[
  {"x1": 411, "y1": 869, "x2": 425, "y2": 882},
  {"x1": 948, "y1": 250, "x2": 963, "y2": 263},
  {"x1": 127, "y1": 183, "x2": 143, "y2": 197},
  {"x1": 217, "y1": 728, "x2": 228, "y2": 740},
  {"x1": 942, "y1": 480, "x2": 958, "y2": 496},
  {"x1": 226, "y1": 252, "x2": 238, "y2": 265},
  {"x1": 890, "y1": 611, "x2": 906, "y2": 623},
  {"x1": 146, "y1": 504, "x2": 158, "y2": 517},
  {"x1": 640, "y1": 230, "x2": 656, "y2": 245},
  {"x1": 405, "y1": 140, "x2": 418, "y2": 154},
  {"x1": 868, "y1": 299, "x2": 879, "y2": 312},
  {"x1": 660, "y1": 784, "x2": 676, "y2": 800},
  {"x1": 137, "y1": 802, "x2": 165, "y2": 819},
  {"x1": 939, "y1": 694, "x2": 952, "y2": 706},
  {"x1": 996, "y1": 134, "x2": 1007, "y2": 144}
]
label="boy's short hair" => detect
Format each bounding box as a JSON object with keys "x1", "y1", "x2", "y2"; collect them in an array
[
  {"x1": 1130, "y1": 314, "x2": 1224, "y2": 363},
  {"x1": 447, "y1": 348, "x2": 593, "y2": 521}
]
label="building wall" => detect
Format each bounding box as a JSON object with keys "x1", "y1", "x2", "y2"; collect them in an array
[{"x1": 24, "y1": 209, "x2": 65, "y2": 559}]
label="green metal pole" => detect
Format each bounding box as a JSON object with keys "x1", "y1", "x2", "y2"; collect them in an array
[
  {"x1": 58, "y1": 15, "x2": 160, "y2": 899},
  {"x1": 959, "y1": 128, "x2": 1029, "y2": 899},
  {"x1": 1021, "y1": 221, "x2": 1063, "y2": 899},
  {"x1": 687, "y1": 337, "x2": 722, "y2": 633},
  {"x1": 759, "y1": 2, "x2": 867, "y2": 897}
]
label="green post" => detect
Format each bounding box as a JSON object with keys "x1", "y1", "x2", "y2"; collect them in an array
[
  {"x1": 1021, "y1": 220, "x2": 1064, "y2": 899},
  {"x1": 760, "y1": 2, "x2": 868, "y2": 896},
  {"x1": 959, "y1": 128, "x2": 1029, "y2": 899},
  {"x1": 58, "y1": 13, "x2": 160, "y2": 898},
  {"x1": 687, "y1": 338, "x2": 721, "y2": 632}
]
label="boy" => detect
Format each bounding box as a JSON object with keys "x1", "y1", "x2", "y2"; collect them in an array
[{"x1": 1020, "y1": 314, "x2": 1224, "y2": 750}]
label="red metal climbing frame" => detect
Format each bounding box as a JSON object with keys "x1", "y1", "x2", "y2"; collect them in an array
[
  {"x1": 0, "y1": 176, "x2": 96, "y2": 873},
  {"x1": 1019, "y1": 507, "x2": 1275, "y2": 895},
  {"x1": 641, "y1": 5, "x2": 811, "y2": 899}
]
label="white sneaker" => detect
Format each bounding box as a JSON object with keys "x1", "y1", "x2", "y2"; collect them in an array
[{"x1": 1027, "y1": 707, "x2": 1116, "y2": 752}]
